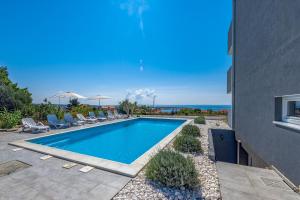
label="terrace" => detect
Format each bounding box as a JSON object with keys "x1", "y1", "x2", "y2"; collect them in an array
[{"x1": 0, "y1": 117, "x2": 225, "y2": 200}]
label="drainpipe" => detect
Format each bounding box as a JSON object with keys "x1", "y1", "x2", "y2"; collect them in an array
[{"x1": 237, "y1": 140, "x2": 241, "y2": 164}]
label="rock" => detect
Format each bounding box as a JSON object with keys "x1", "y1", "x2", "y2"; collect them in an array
[{"x1": 113, "y1": 120, "x2": 226, "y2": 200}]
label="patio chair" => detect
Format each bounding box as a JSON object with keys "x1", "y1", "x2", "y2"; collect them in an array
[
  {"x1": 76, "y1": 113, "x2": 98, "y2": 124},
  {"x1": 64, "y1": 113, "x2": 85, "y2": 126},
  {"x1": 88, "y1": 112, "x2": 98, "y2": 120},
  {"x1": 106, "y1": 110, "x2": 115, "y2": 120},
  {"x1": 21, "y1": 118, "x2": 50, "y2": 133},
  {"x1": 89, "y1": 111, "x2": 106, "y2": 121},
  {"x1": 47, "y1": 114, "x2": 70, "y2": 129},
  {"x1": 113, "y1": 110, "x2": 123, "y2": 119},
  {"x1": 97, "y1": 111, "x2": 107, "y2": 121}
]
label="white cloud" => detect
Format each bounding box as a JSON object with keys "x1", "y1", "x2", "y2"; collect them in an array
[
  {"x1": 119, "y1": 0, "x2": 149, "y2": 35},
  {"x1": 126, "y1": 88, "x2": 156, "y2": 103}
]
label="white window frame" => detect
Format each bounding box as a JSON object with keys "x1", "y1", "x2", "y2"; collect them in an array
[{"x1": 282, "y1": 94, "x2": 300, "y2": 126}]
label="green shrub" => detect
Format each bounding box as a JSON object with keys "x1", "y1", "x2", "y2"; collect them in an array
[
  {"x1": 173, "y1": 135, "x2": 202, "y2": 153},
  {"x1": 70, "y1": 104, "x2": 94, "y2": 117},
  {"x1": 0, "y1": 109, "x2": 21, "y2": 129},
  {"x1": 0, "y1": 67, "x2": 32, "y2": 112},
  {"x1": 181, "y1": 125, "x2": 200, "y2": 137},
  {"x1": 145, "y1": 149, "x2": 199, "y2": 188},
  {"x1": 194, "y1": 116, "x2": 205, "y2": 124},
  {"x1": 30, "y1": 103, "x2": 64, "y2": 122}
]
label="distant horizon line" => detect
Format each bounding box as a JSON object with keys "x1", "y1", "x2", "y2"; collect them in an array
[{"x1": 33, "y1": 103, "x2": 231, "y2": 106}]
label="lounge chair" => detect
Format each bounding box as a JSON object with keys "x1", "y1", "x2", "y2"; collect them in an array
[
  {"x1": 22, "y1": 118, "x2": 50, "y2": 133},
  {"x1": 106, "y1": 110, "x2": 115, "y2": 120},
  {"x1": 89, "y1": 112, "x2": 106, "y2": 121},
  {"x1": 76, "y1": 113, "x2": 98, "y2": 123},
  {"x1": 114, "y1": 110, "x2": 126, "y2": 119},
  {"x1": 47, "y1": 114, "x2": 70, "y2": 129},
  {"x1": 88, "y1": 112, "x2": 98, "y2": 120},
  {"x1": 64, "y1": 113, "x2": 85, "y2": 126},
  {"x1": 98, "y1": 111, "x2": 107, "y2": 121}
]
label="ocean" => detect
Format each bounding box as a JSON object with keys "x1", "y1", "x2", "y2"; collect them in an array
[{"x1": 154, "y1": 105, "x2": 231, "y2": 113}]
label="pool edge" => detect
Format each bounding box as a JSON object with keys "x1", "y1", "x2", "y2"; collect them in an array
[{"x1": 9, "y1": 117, "x2": 192, "y2": 177}]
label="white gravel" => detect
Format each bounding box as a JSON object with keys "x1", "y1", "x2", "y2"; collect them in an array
[{"x1": 113, "y1": 119, "x2": 229, "y2": 200}]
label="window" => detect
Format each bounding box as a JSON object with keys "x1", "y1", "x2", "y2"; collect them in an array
[
  {"x1": 287, "y1": 101, "x2": 300, "y2": 117},
  {"x1": 282, "y1": 95, "x2": 300, "y2": 126}
]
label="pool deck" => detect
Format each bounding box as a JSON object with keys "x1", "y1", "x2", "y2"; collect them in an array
[
  {"x1": 217, "y1": 161, "x2": 300, "y2": 200},
  {"x1": 9, "y1": 117, "x2": 191, "y2": 177},
  {"x1": 0, "y1": 121, "x2": 133, "y2": 200},
  {"x1": 0, "y1": 117, "x2": 190, "y2": 200}
]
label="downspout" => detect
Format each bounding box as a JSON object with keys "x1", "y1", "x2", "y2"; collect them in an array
[{"x1": 237, "y1": 140, "x2": 241, "y2": 164}]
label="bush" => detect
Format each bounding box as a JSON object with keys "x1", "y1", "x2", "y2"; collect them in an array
[
  {"x1": 0, "y1": 67, "x2": 32, "y2": 112},
  {"x1": 194, "y1": 116, "x2": 205, "y2": 124},
  {"x1": 30, "y1": 103, "x2": 64, "y2": 122},
  {"x1": 119, "y1": 100, "x2": 137, "y2": 116},
  {"x1": 181, "y1": 125, "x2": 200, "y2": 137},
  {"x1": 70, "y1": 104, "x2": 94, "y2": 117},
  {"x1": 0, "y1": 109, "x2": 21, "y2": 129},
  {"x1": 173, "y1": 135, "x2": 202, "y2": 153},
  {"x1": 145, "y1": 149, "x2": 199, "y2": 188}
]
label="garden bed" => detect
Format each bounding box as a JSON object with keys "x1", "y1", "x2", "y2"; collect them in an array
[{"x1": 113, "y1": 120, "x2": 228, "y2": 200}]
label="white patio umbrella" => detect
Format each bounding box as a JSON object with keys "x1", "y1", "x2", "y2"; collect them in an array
[
  {"x1": 51, "y1": 91, "x2": 87, "y2": 105},
  {"x1": 87, "y1": 95, "x2": 112, "y2": 107}
]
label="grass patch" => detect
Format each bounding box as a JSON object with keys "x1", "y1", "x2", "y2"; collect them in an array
[{"x1": 145, "y1": 149, "x2": 199, "y2": 188}]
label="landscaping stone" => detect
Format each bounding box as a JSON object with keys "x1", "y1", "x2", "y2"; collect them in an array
[{"x1": 113, "y1": 119, "x2": 229, "y2": 200}]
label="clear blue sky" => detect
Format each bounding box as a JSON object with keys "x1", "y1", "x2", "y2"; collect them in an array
[{"x1": 0, "y1": 0, "x2": 232, "y2": 105}]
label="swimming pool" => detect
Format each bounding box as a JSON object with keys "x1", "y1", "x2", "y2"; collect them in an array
[
  {"x1": 11, "y1": 117, "x2": 190, "y2": 176},
  {"x1": 29, "y1": 118, "x2": 185, "y2": 164}
]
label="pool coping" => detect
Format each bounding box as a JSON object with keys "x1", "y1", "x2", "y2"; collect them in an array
[{"x1": 9, "y1": 117, "x2": 192, "y2": 177}]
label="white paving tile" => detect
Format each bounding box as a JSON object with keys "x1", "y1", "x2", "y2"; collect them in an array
[
  {"x1": 40, "y1": 155, "x2": 53, "y2": 160},
  {"x1": 12, "y1": 147, "x2": 23, "y2": 151},
  {"x1": 63, "y1": 162, "x2": 77, "y2": 169},
  {"x1": 80, "y1": 166, "x2": 94, "y2": 173}
]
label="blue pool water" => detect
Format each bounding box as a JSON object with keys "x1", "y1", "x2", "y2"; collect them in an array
[{"x1": 29, "y1": 118, "x2": 185, "y2": 164}]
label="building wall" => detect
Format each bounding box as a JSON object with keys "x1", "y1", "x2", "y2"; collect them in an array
[{"x1": 233, "y1": 0, "x2": 300, "y2": 185}]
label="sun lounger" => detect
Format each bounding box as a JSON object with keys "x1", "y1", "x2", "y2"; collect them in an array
[
  {"x1": 114, "y1": 110, "x2": 127, "y2": 119},
  {"x1": 106, "y1": 110, "x2": 116, "y2": 120},
  {"x1": 47, "y1": 114, "x2": 70, "y2": 129},
  {"x1": 88, "y1": 112, "x2": 98, "y2": 120},
  {"x1": 89, "y1": 112, "x2": 106, "y2": 121},
  {"x1": 64, "y1": 113, "x2": 85, "y2": 126},
  {"x1": 22, "y1": 118, "x2": 50, "y2": 133},
  {"x1": 76, "y1": 113, "x2": 98, "y2": 123},
  {"x1": 98, "y1": 111, "x2": 107, "y2": 121}
]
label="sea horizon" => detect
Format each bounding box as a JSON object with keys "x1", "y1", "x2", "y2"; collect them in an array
[
  {"x1": 154, "y1": 104, "x2": 231, "y2": 111},
  {"x1": 42, "y1": 103, "x2": 231, "y2": 111}
]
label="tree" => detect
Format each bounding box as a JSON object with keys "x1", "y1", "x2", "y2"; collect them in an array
[
  {"x1": 0, "y1": 67, "x2": 32, "y2": 111},
  {"x1": 119, "y1": 100, "x2": 137, "y2": 116},
  {"x1": 69, "y1": 98, "x2": 80, "y2": 107}
]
